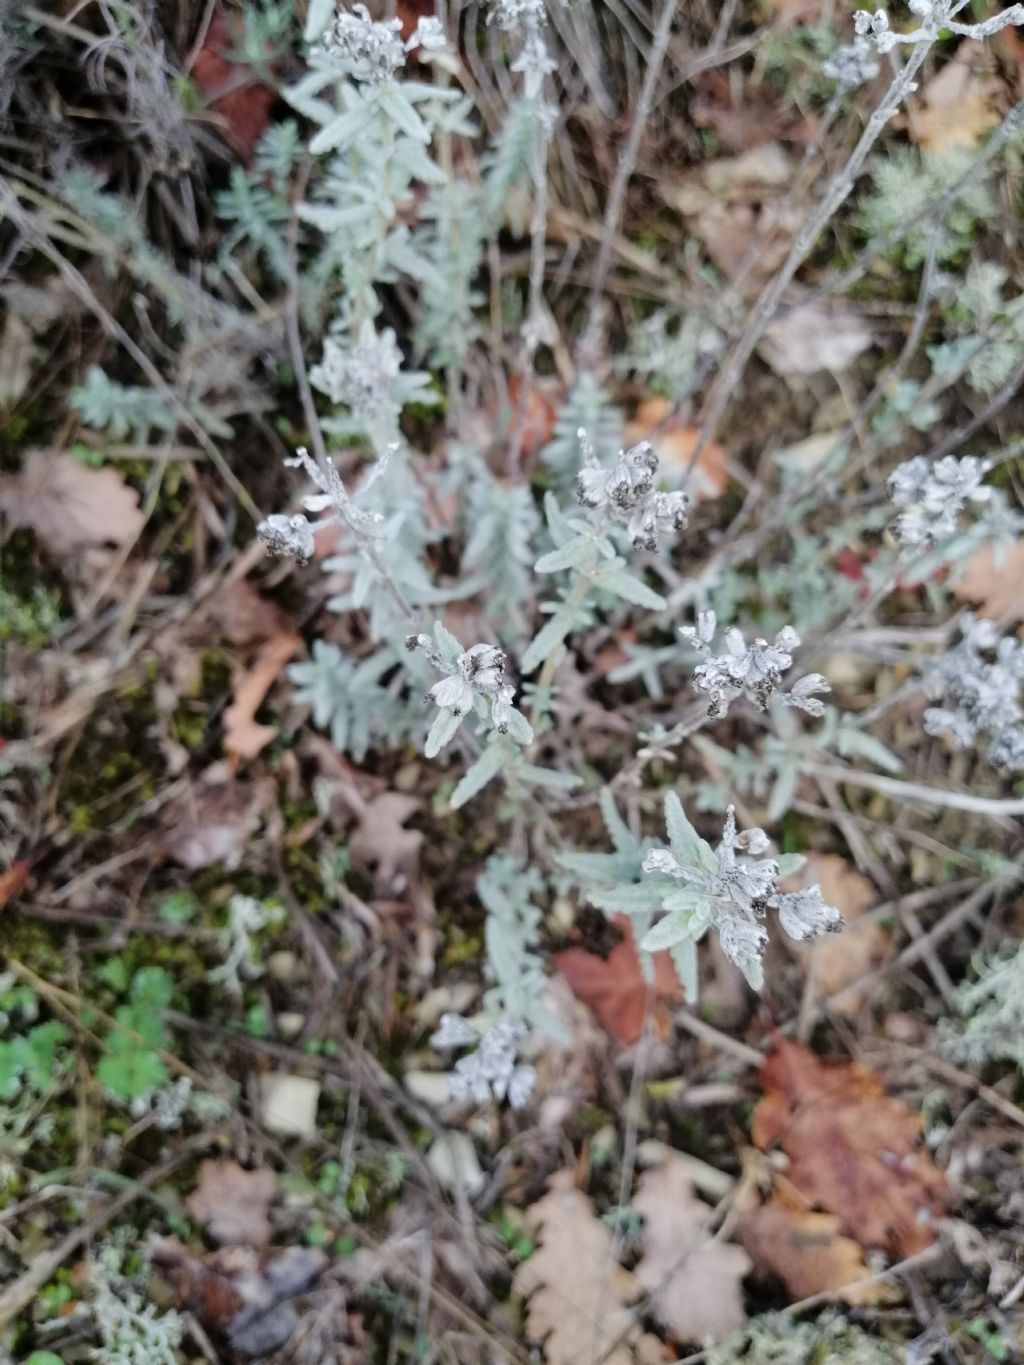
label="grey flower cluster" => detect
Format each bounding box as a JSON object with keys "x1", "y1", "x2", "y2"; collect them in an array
[
  {"x1": 310, "y1": 320, "x2": 403, "y2": 421},
  {"x1": 643, "y1": 807, "x2": 843, "y2": 981},
  {"x1": 886, "y1": 454, "x2": 992, "y2": 546},
  {"x1": 432, "y1": 1013, "x2": 536, "y2": 1108},
  {"x1": 922, "y1": 613, "x2": 1024, "y2": 771},
  {"x1": 408, "y1": 636, "x2": 517, "y2": 731},
  {"x1": 318, "y1": 3, "x2": 406, "y2": 83},
  {"x1": 257, "y1": 512, "x2": 317, "y2": 565},
  {"x1": 680, "y1": 611, "x2": 830, "y2": 720},
  {"x1": 576, "y1": 439, "x2": 690, "y2": 551}
]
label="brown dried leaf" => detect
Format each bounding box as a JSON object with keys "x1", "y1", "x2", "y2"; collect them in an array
[
  {"x1": 760, "y1": 299, "x2": 873, "y2": 378},
  {"x1": 952, "y1": 538, "x2": 1024, "y2": 621},
  {"x1": 554, "y1": 916, "x2": 684, "y2": 1045},
  {"x1": 194, "y1": 580, "x2": 292, "y2": 650},
  {"x1": 185, "y1": 1159, "x2": 276, "y2": 1247},
  {"x1": 740, "y1": 1199, "x2": 897, "y2": 1306},
  {"x1": 513, "y1": 1171, "x2": 664, "y2": 1365},
  {"x1": 349, "y1": 791, "x2": 423, "y2": 888},
  {"x1": 224, "y1": 631, "x2": 301, "y2": 763},
  {"x1": 751, "y1": 1040, "x2": 948, "y2": 1256},
  {"x1": 0, "y1": 449, "x2": 144, "y2": 555},
  {"x1": 633, "y1": 1155, "x2": 751, "y2": 1343},
  {"x1": 783, "y1": 854, "x2": 888, "y2": 1014},
  {"x1": 162, "y1": 768, "x2": 266, "y2": 870},
  {"x1": 152, "y1": 1236, "x2": 325, "y2": 1356},
  {"x1": 909, "y1": 51, "x2": 999, "y2": 151}
]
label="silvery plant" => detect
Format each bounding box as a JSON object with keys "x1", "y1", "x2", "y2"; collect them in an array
[{"x1": 247, "y1": 0, "x2": 1024, "y2": 1107}]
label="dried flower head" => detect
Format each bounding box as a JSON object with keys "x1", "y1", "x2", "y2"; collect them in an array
[
  {"x1": 822, "y1": 37, "x2": 880, "y2": 88},
  {"x1": 576, "y1": 440, "x2": 690, "y2": 550},
  {"x1": 642, "y1": 803, "x2": 843, "y2": 987},
  {"x1": 318, "y1": 3, "x2": 406, "y2": 82},
  {"x1": 256, "y1": 512, "x2": 316, "y2": 565},
  {"x1": 489, "y1": 0, "x2": 548, "y2": 32},
  {"x1": 408, "y1": 14, "x2": 448, "y2": 52},
  {"x1": 680, "y1": 611, "x2": 829, "y2": 719},
  {"x1": 886, "y1": 454, "x2": 992, "y2": 546},
  {"x1": 407, "y1": 627, "x2": 533, "y2": 754}
]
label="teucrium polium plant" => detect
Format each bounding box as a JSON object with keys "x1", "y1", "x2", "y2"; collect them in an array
[{"x1": 242, "y1": 0, "x2": 1024, "y2": 1109}]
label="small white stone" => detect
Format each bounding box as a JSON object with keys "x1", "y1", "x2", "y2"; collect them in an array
[
  {"x1": 275, "y1": 1012, "x2": 306, "y2": 1040},
  {"x1": 426, "y1": 1131, "x2": 486, "y2": 1195},
  {"x1": 404, "y1": 1069, "x2": 453, "y2": 1108},
  {"x1": 260, "y1": 1073, "x2": 320, "y2": 1139}
]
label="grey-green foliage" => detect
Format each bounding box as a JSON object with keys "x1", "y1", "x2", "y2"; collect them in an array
[
  {"x1": 521, "y1": 489, "x2": 666, "y2": 673},
  {"x1": 483, "y1": 95, "x2": 537, "y2": 234},
  {"x1": 859, "y1": 146, "x2": 994, "y2": 267},
  {"x1": 693, "y1": 702, "x2": 902, "y2": 822},
  {"x1": 71, "y1": 366, "x2": 177, "y2": 443},
  {"x1": 462, "y1": 456, "x2": 541, "y2": 644},
  {"x1": 613, "y1": 307, "x2": 723, "y2": 399},
  {"x1": 558, "y1": 790, "x2": 667, "y2": 985},
  {"x1": 404, "y1": 177, "x2": 485, "y2": 367},
  {"x1": 215, "y1": 121, "x2": 302, "y2": 279},
  {"x1": 540, "y1": 369, "x2": 623, "y2": 490},
  {"x1": 479, "y1": 855, "x2": 566, "y2": 1041},
  {"x1": 930, "y1": 262, "x2": 1024, "y2": 396},
  {"x1": 708, "y1": 1311, "x2": 901, "y2": 1365},
  {"x1": 90, "y1": 1244, "x2": 184, "y2": 1365},
  {"x1": 287, "y1": 640, "x2": 419, "y2": 759},
  {"x1": 288, "y1": 51, "x2": 473, "y2": 329},
  {"x1": 940, "y1": 940, "x2": 1024, "y2": 1071}
]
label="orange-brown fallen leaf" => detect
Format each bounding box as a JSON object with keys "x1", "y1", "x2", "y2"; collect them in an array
[
  {"x1": 782, "y1": 854, "x2": 888, "y2": 1014},
  {"x1": 185, "y1": 1159, "x2": 276, "y2": 1247},
  {"x1": 740, "y1": 1198, "x2": 898, "y2": 1306},
  {"x1": 625, "y1": 398, "x2": 728, "y2": 501},
  {"x1": 0, "y1": 862, "x2": 29, "y2": 913},
  {"x1": 952, "y1": 538, "x2": 1024, "y2": 621},
  {"x1": 554, "y1": 915, "x2": 685, "y2": 1045},
  {"x1": 633, "y1": 1155, "x2": 751, "y2": 1343},
  {"x1": 752, "y1": 1040, "x2": 948, "y2": 1256},
  {"x1": 224, "y1": 631, "x2": 301, "y2": 763},
  {"x1": 513, "y1": 1171, "x2": 664, "y2": 1365}
]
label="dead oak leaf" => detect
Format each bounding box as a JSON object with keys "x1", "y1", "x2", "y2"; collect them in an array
[
  {"x1": 224, "y1": 631, "x2": 301, "y2": 763},
  {"x1": 909, "y1": 51, "x2": 999, "y2": 152},
  {"x1": 513, "y1": 1171, "x2": 664, "y2": 1365},
  {"x1": 349, "y1": 791, "x2": 423, "y2": 888},
  {"x1": 782, "y1": 854, "x2": 888, "y2": 1014},
  {"x1": 633, "y1": 1155, "x2": 750, "y2": 1343},
  {"x1": 752, "y1": 1040, "x2": 948, "y2": 1256},
  {"x1": 185, "y1": 1159, "x2": 276, "y2": 1247},
  {"x1": 0, "y1": 449, "x2": 144, "y2": 555},
  {"x1": 740, "y1": 1198, "x2": 898, "y2": 1306},
  {"x1": 952, "y1": 538, "x2": 1024, "y2": 621},
  {"x1": 554, "y1": 915, "x2": 684, "y2": 1045},
  {"x1": 760, "y1": 299, "x2": 873, "y2": 379}
]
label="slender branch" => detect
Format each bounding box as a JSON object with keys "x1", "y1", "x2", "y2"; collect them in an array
[{"x1": 808, "y1": 762, "x2": 1024, "y2": 819}]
